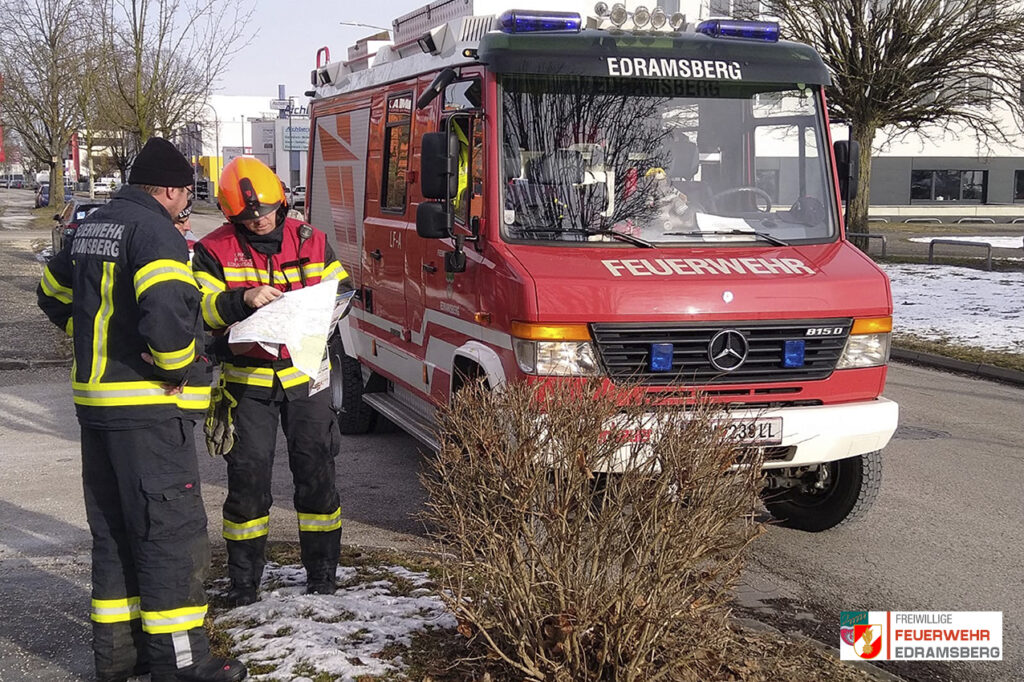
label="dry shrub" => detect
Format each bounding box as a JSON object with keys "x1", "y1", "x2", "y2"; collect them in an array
[{"x1": 420, "y1": 380, "x2": 766, "y2": 682}]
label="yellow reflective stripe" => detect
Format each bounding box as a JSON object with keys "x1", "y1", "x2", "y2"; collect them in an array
[
  {"x1": 91, "y1": 596, "x2": 141, "y2": 623},
  {"x1": 72, "y1": 380, "x2": 211, "y2": 409},
  {"x1": 134, "y1": 259, "x2": 196, "y2": 299},
  {"x1": 149, "y1": 339, "x2": 195, "y2": 371},
  {"x1": 140, "y1": 605, "x2": 208, "y2": 635},
  {"x1": 88, "y1": 262, "x2": 116, "y2": 383},
  {"x1": 297, "y1": 507, "x2": 342, "y2": 533},
  {"x1": 278, "y1": 366, "x2": 310, "y2": 388},
  {"x1": 64, "y1": 317, "x2": 74, "y2": 336},
  {"x1": 41, "y1": 266, "x2": 73, "y2": 303},
  {"x1": 193, "y1": 270, "x2": 226, "y2": 293},
  {"x1": 223, "y1": 515, "x2": 270, "y2": 541},
  {"x1": 322, "y1": 261, "x2": 347, "y2": 282},
  {"x1": 201, "y1": 292, "x2": 227, "y2": 328},
  {"x1": 222, "y1": 266, "x2": 263, "y2": 283},
  {"x1": 222, "y1": 365, "x2": 275, "y2": 387}
]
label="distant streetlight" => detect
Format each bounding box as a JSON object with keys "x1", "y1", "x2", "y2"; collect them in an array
[{"x1": 339, "y1": 21, "x2": 389, "y2": 32}]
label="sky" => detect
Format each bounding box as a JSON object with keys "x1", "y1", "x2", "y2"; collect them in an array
[{"x1": 218, "y1": 1, "x2": 427, "y2": 98}]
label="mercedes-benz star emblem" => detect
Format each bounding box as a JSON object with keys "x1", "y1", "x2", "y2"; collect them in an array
[{"x1": 708, "y1": 329, "x2": 749, "y2": 372}]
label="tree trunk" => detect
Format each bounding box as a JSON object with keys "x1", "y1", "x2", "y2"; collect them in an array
[
  {"x1": 847, "y1": 121, "x2": 876, "y2": 236},
  {"x1": 50, "y1": 158, "x2": 66, "y2": 209}
]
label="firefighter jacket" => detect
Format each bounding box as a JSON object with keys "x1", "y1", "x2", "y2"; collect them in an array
[
  {"x1": 191, "y1": 217, "x2": 349, "y2": 399},
  {"x1": 37, "y1": 185, "x2": 212, "y2": 429}
]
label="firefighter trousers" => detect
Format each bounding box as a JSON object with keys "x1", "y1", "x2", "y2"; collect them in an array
[
  {"x1": 221, "y1": 386, "x2": 341, "y2": 590},
  {"x1": 81, "y1": 418, "x2": 212, "y2": 679}
]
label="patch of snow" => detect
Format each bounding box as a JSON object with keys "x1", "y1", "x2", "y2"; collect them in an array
[
  {"x1": 908, "y1": 235, "x2": 1024, "y2": 249},
  {"x1": 881, "y1": 263, "x2": 1024, "y2": 352},
  {"x1": 213, "y1": 563, "x2": 456, "y2": 682}
]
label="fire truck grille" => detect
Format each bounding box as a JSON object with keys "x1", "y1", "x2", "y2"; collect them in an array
[{"x1": 590, "y1": 319, "x2": 852, "y2": 386}]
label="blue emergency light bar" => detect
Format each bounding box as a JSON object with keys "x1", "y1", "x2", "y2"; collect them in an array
[
  {"x1": 497, "y1": 10, "x2": 583, "y2": 33},
  {"x1": 696, "y1": 19, "x2": 780, "y2": 42}
]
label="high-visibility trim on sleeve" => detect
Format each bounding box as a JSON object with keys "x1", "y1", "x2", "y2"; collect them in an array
[
  {"x1": 72, "y1": 380, "x2": 211, "y2": 409},
  {"x1": 149, "y1": 339, "x2": 196, "y2": 371},
  {"x1": 140, "y1": 605, "x2": 208, "y2": 634},
  {"x1": 222, "y1": 266, "x2": 263, "y2": 284},
  {"x1": 91, "y1": 596, "x2": 141, "y2": 623},
  {"x1": 64, "y1": 317, "x2": 74, "y2": 336},
  {"x1": 41, "y1": 266, "x2": 73, "y2": 304},
  {"x1": 88, "y1": 262, "x2": 116, "y2": 383},
  {"x1": 223, "y1": 515, "x2": 270, "y2": 541},
  {"x1": 133, "y1": 259, "x2": 196, "y2": 299},
  {"x1": 321, "y1": 261, "x2": 347, "y2": 282},
  {"x1": 200, "y1": 292, "x2": 228, "y2": 328},
  {"x1": 194, "y1": 270, "x2": 226, "y2": 293},
  {"x1": 277, "y1": 366, "x2": 311, "y2": 388},
  {"x1": 297, "y1": 507, "x2": 342, "y2": 533}
]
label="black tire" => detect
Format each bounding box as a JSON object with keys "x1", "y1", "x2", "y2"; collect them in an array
[
  {"x1": 329, "y1": 338, "x2": 377, "y2": 434},
  {"x1": 763, "y1": 450, "x2": 882, "y2": 532}
]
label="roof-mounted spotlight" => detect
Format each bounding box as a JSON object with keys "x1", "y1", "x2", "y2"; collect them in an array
[
  {"x1": 594, "y1": 1, "x2": 610, "y2": 17},
  {"x1": 669, "y1": 12, "x2": 686, "y2": 30},
  {"x1": 609, "y1": 2, "x2": 628, "y2": 27},
  {"x1": 633, "y1": 5, "x2": 651, "y2": 28},
  {"x1": 417, "y1": 24, "x2": 447, "y2": 55},
  {"x1": 650, "y1": 7, "x2": 667, "y2": 29}
]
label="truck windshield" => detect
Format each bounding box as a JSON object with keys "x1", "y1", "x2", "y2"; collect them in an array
[{"x1": 500, "y1": 74, "x2": 837, "y2": 246}]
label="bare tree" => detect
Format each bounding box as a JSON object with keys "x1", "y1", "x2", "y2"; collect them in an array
[
  {"x1": 0, "y1": 0, "x2": 90, "y2": 207},
  {"x1": 761, "y1": 0, "x2": 1024, "y2": 233},
  {"x1": 99, "y1": 0, "x2": 254, "y2": 158}
]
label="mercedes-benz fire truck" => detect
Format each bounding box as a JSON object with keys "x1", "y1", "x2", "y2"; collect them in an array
[{"x1": 307, "y1": 0, "x2": 899, "y2": 531}]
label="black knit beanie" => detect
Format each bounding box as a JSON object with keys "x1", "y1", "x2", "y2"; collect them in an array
[{"x1": 128, "y1": 137, "x2": 193, "y2": 187}]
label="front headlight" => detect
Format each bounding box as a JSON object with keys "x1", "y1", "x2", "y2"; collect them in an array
[
  {"x1": 513, "y1": 339, "x2": 600, "y2": 375},
  {"x1": 837, "y1": 332, "x2": 891, "y2": 369}
]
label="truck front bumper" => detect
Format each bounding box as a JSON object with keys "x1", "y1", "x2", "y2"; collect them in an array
[{"x1": 735, "y1": 397, "x2": 899, "y2": 469}]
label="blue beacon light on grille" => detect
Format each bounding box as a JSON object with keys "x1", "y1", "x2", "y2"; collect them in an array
[
  {"x1": 650, "y1": 343, "x2": 674, "y2": 372},
  {"x1": 783, "y1": 340, "x2": 806, "y2": 368},
  {"x1": 498, "y1": 10, "x2": 583, "y2": 33},
  {"x1": 696, "y1": 19, "x2": 780, "y2": 42}
]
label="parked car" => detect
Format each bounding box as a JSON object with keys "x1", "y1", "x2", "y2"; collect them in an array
[
  {"x1": 11, "y1": 178, "x2": 24, "y2": 189},
  {"x1": 290, "y1": 184, "x2": 306, "y2": 209},
  {"x1": 93, "y1": 180, "x2": 113, "y2": 196},
  {"x1": 51, "y1": 197, "x2": 108, "y2": 255},
  {"x1": 34, "y1": 184, "x2": 50, "y2": 208},
  {"x1": 0, "y1": 179, "x2": 9, "y2": 189}
]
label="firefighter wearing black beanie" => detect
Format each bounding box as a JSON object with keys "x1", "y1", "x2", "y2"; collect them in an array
[{"x1": 129, "y1": 137, "x2": 195, "y2": 187}]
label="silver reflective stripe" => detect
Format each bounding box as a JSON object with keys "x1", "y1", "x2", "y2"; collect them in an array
[
  {"x1": 143, "y1": 611, "x2": 205, "y2": 629},
  {"x1": 172, "y1": 631, "x2": 194, "y2": 668},
  {"x1": 223, "y1": 518, "x2": 269, "y2": 540},
  {"x1": 92, "y1": 602, "x2": 141, "y2": 619},
  {"x1": 300, "y1": 517, "x2": 339, "y2": 529},
  {"x1": 73, "y1": 386, "x2": 168, "y2": 399}
]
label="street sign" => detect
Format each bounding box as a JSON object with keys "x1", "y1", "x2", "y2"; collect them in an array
[
  {"x1": 270, "y1": 99, "x2": 290, "y2": 110},
  {"x1": 283, "y1": 124, "x2": 310, "y2": 152}
]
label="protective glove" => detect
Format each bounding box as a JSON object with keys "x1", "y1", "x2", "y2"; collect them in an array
[{"x1": 204, "y1": 378, "x2": 237, "y2": 457}]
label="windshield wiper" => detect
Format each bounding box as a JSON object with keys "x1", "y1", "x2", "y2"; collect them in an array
[
  {"x1": 662, "y1": 229, "x2": 789, "y2": 246},
  {"x1": 520, "y1": 227, "x2": 655, "y2": 248}
]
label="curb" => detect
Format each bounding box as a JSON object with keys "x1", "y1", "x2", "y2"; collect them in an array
[
  {"x1": 734, "y1": 617, "x2": 903, "y2": 681},
  {"x1": 0, "y1": 358, "x2": 72, "y2": 371},
  {"x1": 891, "y1": 347, "x2": 1024, "y2": 387}
]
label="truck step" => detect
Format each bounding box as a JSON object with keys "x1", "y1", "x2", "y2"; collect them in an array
[{"x1": 362, "y1": 393, "x2": 440, "y2": 452}]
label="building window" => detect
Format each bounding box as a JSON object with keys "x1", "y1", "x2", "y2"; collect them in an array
[
  {"x1": 1014, "y1": 171, "x2": 1024, "y2": 201},
  {"x1": 910, "y1": 169, "x2": 986, "y2": 202},
  {"x1": 381, "y1": 94, "x2": 412, "y2": 211},
  {"x1": 708, "y1": 0, "x2": 731, "y2": 16}
]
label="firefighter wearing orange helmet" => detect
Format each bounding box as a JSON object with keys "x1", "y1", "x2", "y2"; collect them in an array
[{"x1": 192, "y1": 157, "x2": 350, "y2": 605}]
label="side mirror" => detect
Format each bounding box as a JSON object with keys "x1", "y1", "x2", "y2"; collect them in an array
[
  {"x1": 416, "y1": 68, "x2": 457, "y2": 109},
  {"x1": 416, "y1": 201, "x2": 449, "y2": 239},
  {"x1": 833, "y1": 140, "x2": 860, "y2": 202},
  {"x1": 421, "y1": 131, "x2": 459, "y2": 200}
]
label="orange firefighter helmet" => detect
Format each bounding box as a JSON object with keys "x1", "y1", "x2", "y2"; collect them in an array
[{"x1": 217, "y1": 157, "x2": 285, "y2": 222}]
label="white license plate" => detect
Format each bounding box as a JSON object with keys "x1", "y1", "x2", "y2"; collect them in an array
[{"x1": 721, "y1": 417, "x2": 783, "y2": 445}]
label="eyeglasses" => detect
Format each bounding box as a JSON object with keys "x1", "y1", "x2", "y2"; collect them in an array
[{"x1": 183, "y1": 186, "x2": 195, "y2": 200}]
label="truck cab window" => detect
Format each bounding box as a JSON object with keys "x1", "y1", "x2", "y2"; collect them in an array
[{"x1": 382, "y1": 94, "x2": 413, "y2": 211}]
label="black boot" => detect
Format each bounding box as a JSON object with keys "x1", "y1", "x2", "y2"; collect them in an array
[
  {"x1": 150, "y1": 656, "x2": 247, "y2": 682},
  {"x1": 304, "y1": 562, "x2": 338, "y2": 595},
  {"x1": 96, "y1": 662, "x2": 149, "y2": 682},
  {"x1": 225, "y1": 583, "x2": 259, "y2": 607}
]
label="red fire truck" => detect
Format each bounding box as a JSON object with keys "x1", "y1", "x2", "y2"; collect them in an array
[{"x1": 307, "y1": 1, "x2": 899, "y2": 532}]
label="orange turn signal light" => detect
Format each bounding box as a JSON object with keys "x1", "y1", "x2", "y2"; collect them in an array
[
  {"x1": 510, "y1": 321, "x2": 591, "y2": 341},
  {"x1": 851, "y1": 316, "x2": 892, "y2": 335}
]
